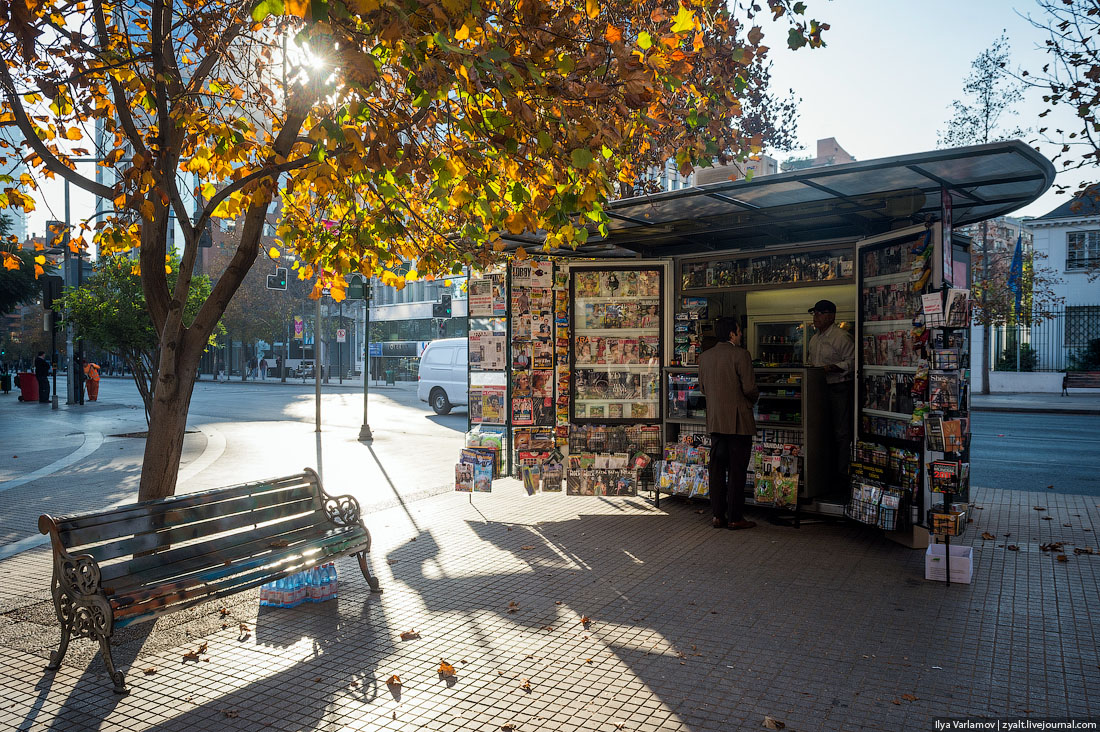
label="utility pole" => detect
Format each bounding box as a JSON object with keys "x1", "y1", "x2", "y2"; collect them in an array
[
  {"x1": 315, "y1": 293, "x2": 322, "y2": 432},
  {"x1": 358, "y1": 279, "x2": 373, "y2": 442},
  {"x1": 980, "y1": 220, "x2": 990, "y2": 395}
]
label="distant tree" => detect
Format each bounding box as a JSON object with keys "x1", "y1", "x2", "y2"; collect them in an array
[
  {"x1": 58, "y1": 255, "x2": 218, "y2": 423},
  {"x1": 0, "y1": 214, "x2": 42, "y2": 315},
  {"x1": 1021, "y1": 0, "x2": 1100, "y2": 190},
  {"x1": 938, "y1": 33, "x2": 1029, "y2": 394},
  {"x1": 970, "y1": 246, "x2": 1063, "y2": 327}
]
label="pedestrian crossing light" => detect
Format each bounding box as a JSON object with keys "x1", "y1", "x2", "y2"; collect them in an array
[
  {"x1": 432, "y1": 293, "x2": 452, "y2": 318},
  {"x1": 266, "y1": 268, "x2": 288, "y2": 290}
]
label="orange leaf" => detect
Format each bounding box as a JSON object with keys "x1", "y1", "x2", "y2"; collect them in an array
[
  {"x1": 285, "y1": 0, "x2": 309, "y2": 17},
  {"x1": 400, "y1": 630, "x2": 420, "y2": 641},
  {"x1": 604, "y1": 25, "x2": 622, "y2": 44},
  {"x1": 438, "y1": 660, "x2": 456, "y2": 677},
  {"x1": 386, "y1": 675, "x2": 401, "y2": 686}
]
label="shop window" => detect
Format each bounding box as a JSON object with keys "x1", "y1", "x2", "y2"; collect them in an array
[{"x1": 1066, "y1": 230, "x2": 1100, "y2": 271}]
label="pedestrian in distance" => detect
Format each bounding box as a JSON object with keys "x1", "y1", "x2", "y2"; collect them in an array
[
  {"x1": 83, "y1": 359, "x2": 100, "y2": 401},
  {"x1": 697, "y1": 317, "x2": 758, "y2": 530},
  {"x1": 34, "y1": 350, "x2": 50, "y2": 403},
  {"x1": 259, "y1": 356, "x2": 268, "y2": 380}
]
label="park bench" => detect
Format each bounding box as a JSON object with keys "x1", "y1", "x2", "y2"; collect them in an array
[
  {"x1": 1062, "y1": 371, "x2": 1100, "y2": 395},
  {"x1": 37, "y1": 468, "x2": 381, "y2": 693}
]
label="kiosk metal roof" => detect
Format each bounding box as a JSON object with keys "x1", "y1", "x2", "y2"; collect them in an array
[{"x1": 502, "y1": 140, "x2": 1054, "y2": 258}]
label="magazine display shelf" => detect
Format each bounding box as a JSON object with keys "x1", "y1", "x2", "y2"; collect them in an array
[
  {"x1": 466, "y1": 268, "x2": 511, "y2": 481},
  {"x1": 658, "y1": 366, "x2": 830, "y2": 526}
]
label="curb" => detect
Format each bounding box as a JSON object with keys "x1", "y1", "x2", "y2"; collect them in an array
[{"x1": 971, "y1": 404, "x2": 1100, "y2": 415}]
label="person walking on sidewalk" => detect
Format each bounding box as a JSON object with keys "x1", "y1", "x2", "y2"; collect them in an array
[
  {"x1": 259, "y1": 357, "x2": 268, "y2": 380},
  {"x1": 83, "y1": 359, "x2": 100, "y2": 401},
  {"x1": 698, "y1": 317, "x2": 759, "y2": 530},
  {"x1": 34, "y1": 350, "x2": 51, "y2": 403}
]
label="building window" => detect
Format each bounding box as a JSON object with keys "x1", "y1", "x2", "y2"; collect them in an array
[
  {"x1": 1065, "y1": 306, "x2": 1100, "y2": 348},
  {"x1": 1066, "y1": 230, "x2": 1100, "y2": 271}
]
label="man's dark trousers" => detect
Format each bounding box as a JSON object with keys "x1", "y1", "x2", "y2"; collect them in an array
[
  {"x1": 709, "y1": 433, "x2": 753, "y2": 524},
  {"x1": 827, "y1": 380, "x2": 854, "y2": 490}
]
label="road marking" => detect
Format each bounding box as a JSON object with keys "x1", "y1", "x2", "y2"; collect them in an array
[
  {"x1": 0, "y1": 431, "x2": 104, "y2": 495},
  {"x1": 176, "y1": 426, "x2": 226, "y2": 485},
  {"x1": 0, "y1": 427, "x2": 225, "y2": 562}
]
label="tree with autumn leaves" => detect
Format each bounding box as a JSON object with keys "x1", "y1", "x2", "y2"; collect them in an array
[{"x1": 0, "y1": 0, "x2": 826, "y2": 500}]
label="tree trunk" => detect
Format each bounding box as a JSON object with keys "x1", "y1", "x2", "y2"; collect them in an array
[{"x1": 137, "y1": 326, "x2": 202, "y2": 502}]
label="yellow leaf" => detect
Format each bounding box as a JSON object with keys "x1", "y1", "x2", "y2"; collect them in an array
[
  {"x1": 285, "y1": 0, "x2": 308, "y2": 17},
  {"x1": 165, "y1": 265, "x2": 172, "y2": 274},
  {"x1": 268, "y1": 247, "x2": 280, "y2": 260},
  {"x1": 34, "y1": 255, "x2": 45, "y2": 265},
  {"x1": 514, "y1": 247, "x2": 527, "y2": 261},
  {"x1": 438, "y1": 660, "x2": 456, "y2": 677},
  {"x1": 671, "y1": 6, "x2": 696, "y2": 33},
  {"x1": 455, "y1": 21, "x2": 470, "y2": 41},
  {"x1": 64, "y1": 127, "x2": 83, "y2": 141},
  {"x1": 585, "y1": 0, "x2": 598, "y2": 20}
]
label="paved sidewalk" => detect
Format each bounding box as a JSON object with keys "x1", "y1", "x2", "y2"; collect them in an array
[
  {"x1": 0, "y1": 479, "x2": 1098, "y2": 730},
  {"x1": 972, "y1": 391, "x2": 1100, "y2": 415}
]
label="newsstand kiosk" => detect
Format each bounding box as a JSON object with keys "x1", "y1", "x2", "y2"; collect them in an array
[{"x1": 455, "y1": 140, "x2": 1053, "y2": 560}]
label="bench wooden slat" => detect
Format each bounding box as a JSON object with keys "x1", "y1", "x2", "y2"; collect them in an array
[
  {"x1": 110, "y1": 528, "x2": 368, "y2": 616},
  {"x1": 101, "y1": 512, "x2": 337, "y2": 591},
  {"x1": 60, "y1": 482, "x2": 319, "y2": 550},
  {"x1": 111, "y1": 536, "x2": 365, "y2": 630},
  {"x1": 83, "y1": 496, "x2": 319, "y2": 564},
  {"x1": 38, "y1": 469, "x2": 380, "y2": 693},
  {"x1": 1064, "y1": 371, "x2": 1100, "y2": 389},
  {"x1": 52, "y1": 474, "x2": 316, "y2": 535}
]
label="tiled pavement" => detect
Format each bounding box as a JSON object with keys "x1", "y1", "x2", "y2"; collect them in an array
[{"x1": 0, "y1": 477, "x2": 1098, "y2": 731}]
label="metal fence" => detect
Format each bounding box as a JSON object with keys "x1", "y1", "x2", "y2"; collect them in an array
[{"x1": 989, "y1": 306, "x2": 1100, "y2": 372}]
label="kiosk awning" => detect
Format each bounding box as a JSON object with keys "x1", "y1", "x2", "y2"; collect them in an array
[{"x1": 502, "y1": 140, "x2": 1054, "y2": 258}]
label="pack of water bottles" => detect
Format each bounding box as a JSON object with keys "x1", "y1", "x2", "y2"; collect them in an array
[{"x1": 259, "y1": 563, "x2": 338, "y2": 608}]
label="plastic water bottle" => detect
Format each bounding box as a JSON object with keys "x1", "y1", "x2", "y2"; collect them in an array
[
  {"x1": 291, "y1": 572, "x2": 305, "y2": 607},
  {"x1": 259, "y1": 580, "x2": 277, "y2": 607},
  {"x1": 325, "y1": 563, "x2": 338, "y2": 601},
  {"x1": 306, "y1": 567, "x2": 321, "y2": 603}
]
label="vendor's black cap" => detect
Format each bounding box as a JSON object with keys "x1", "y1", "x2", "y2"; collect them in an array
[{"x1": 808, "y1": 299, "x2": 837, "y2": 313}]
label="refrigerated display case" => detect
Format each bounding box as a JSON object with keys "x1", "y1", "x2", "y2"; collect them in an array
[{"x1": 754, "y1": 321, "x2": 806, "y2": 367}]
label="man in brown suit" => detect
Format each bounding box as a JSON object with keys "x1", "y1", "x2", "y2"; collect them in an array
[{"x1": 698, "y1": 317, "x2": 759, "y2": 530}]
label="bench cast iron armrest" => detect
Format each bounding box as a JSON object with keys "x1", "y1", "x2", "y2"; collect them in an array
[{"x1": 38, "y1": 514, "x2": 123, "y2": 690}]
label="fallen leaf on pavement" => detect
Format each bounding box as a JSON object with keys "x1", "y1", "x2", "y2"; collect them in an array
[
  {"x1": 507, "y1": 601, "x2": 520, "y2": 613},
  {"x1": 1073, "y1": 547, "x2": 1096, "y2": 555},
  {"x1": 519, "y1": 679, "x2": 531, "y2": 692},
  {"x1": 891, "y1": 699, "x2": 901, "y2": 705},
  {"x1": 219, "y1": 607, "x2": 229, "y2": 617},
  {"x1": 1042, "y1": 516, "x2": 1053, "y2": 521},
  {"x1": 223, "y1": 710, "x2": 239, "y2": 719},
  {"x1": 314, "y1": 677, "x2": 322, "y2": 683},
  {"x1": 520, "y1": 546, "x2": 535, "y2": 550},
  {"x1": 387, "y1": 559, "x2": 398, "y2": 565},
  {"x1": 501, "y1": 725, "x2": 517, "y2": 731},
  {"x1": 438, "y1": 660, "x2": 456, "y2": 677},
  {"x1": 1047, "y1": 485, "x2": 1054, "y2": 490},
  {"x1": 1040, "y1": 543, "x2": 1064, "y2": 552},
  {"x1": 1007, "y1": 545, "x2": 1020, "y2": 551},
  {"x1": 1034, "y1": 506, "x2": 1046, "y2": 511},
  {"x1": 981, "y1": 532, "x2": 996, "y2": 540},
  {"x1": 1064, "y1": 524, "x2": 1072, "y2": 527},
  {"x1": 386, "y1": 675, "x2": 401, "y2": 687},
  {"x1": 182, "y1": 650, "x2": 200, "y2": 661},
  {"x1": 555, "y1": 601, "x2": 562, "y2": 605},
  {"x1": 901, "y1": 693, "x2": 918, "y2": 702},
  {"x1": 763, "y1": 716, "x2": 786, "y2": 729},
  {"x1": 400, "y1": 630, "x2": 420, "y2": 641},
  {"x1": 580, "y1": 615, "x2": 591, "y2": 626},
  {"x1": 143, "y1": 667, "x2": 157, "y2": 675},
  {"x1": 1056, "y1": 555, "x2": 1069, "y2": 563}
]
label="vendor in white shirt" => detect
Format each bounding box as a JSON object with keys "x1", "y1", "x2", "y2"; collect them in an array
[{"x1": 807, "y1": 299, "x2": 855, "y2": 493}]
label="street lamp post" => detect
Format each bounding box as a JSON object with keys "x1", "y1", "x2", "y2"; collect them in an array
[{"x1": 358, "y1": 280, "x2": 373, "y2": 442}]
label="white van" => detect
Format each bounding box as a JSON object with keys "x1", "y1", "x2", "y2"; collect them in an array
[{"x1": 416, "y1": 338, "x2": 468, "y2": 415}]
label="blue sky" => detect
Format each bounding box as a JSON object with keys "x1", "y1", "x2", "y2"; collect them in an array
[
  {"x1": 759, "y1": 0, "x2": 1084, "y2": 218},
  {"x1": 27, "y1": 0, "x2": 1085, "y2": 240}
]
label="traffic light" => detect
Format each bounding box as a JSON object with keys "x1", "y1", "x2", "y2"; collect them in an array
[
  {"x1": 266, "y1": 267, "x2": 287, "y2": 290},
  {"x1": 432, "y1": 293, "x2": 452, "y2": 318}
]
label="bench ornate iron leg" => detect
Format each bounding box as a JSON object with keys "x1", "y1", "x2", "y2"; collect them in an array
[
  {"x1": 95, "y1": 630, "x2": 127, "y2": 694},
  {"x1": 357, "y1": 551, "x2": 382, "y2": 593}
]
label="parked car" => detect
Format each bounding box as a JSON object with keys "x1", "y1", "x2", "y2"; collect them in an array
[{"x1": 416, "y1": 338, "x2": 468, "y2": 415}]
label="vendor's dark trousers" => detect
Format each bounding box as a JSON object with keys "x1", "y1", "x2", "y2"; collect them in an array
[
  {"x1": 709, "y1": 433, "x2": 752, "y2": 524},
  {"x1": 36, "y1": 375, "x2": 49, "y2": 403},
  {"x1": 827, "y1": 381, "x2": 854, "y2": 490}
]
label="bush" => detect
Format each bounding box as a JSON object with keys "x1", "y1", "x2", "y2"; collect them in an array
[
  {"x1": 996, "y1": 343, "x2": 1039, "y2": 372},
  {"x1": 1068, "y1": 338, "x2": 1100, "y2": 371}
]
